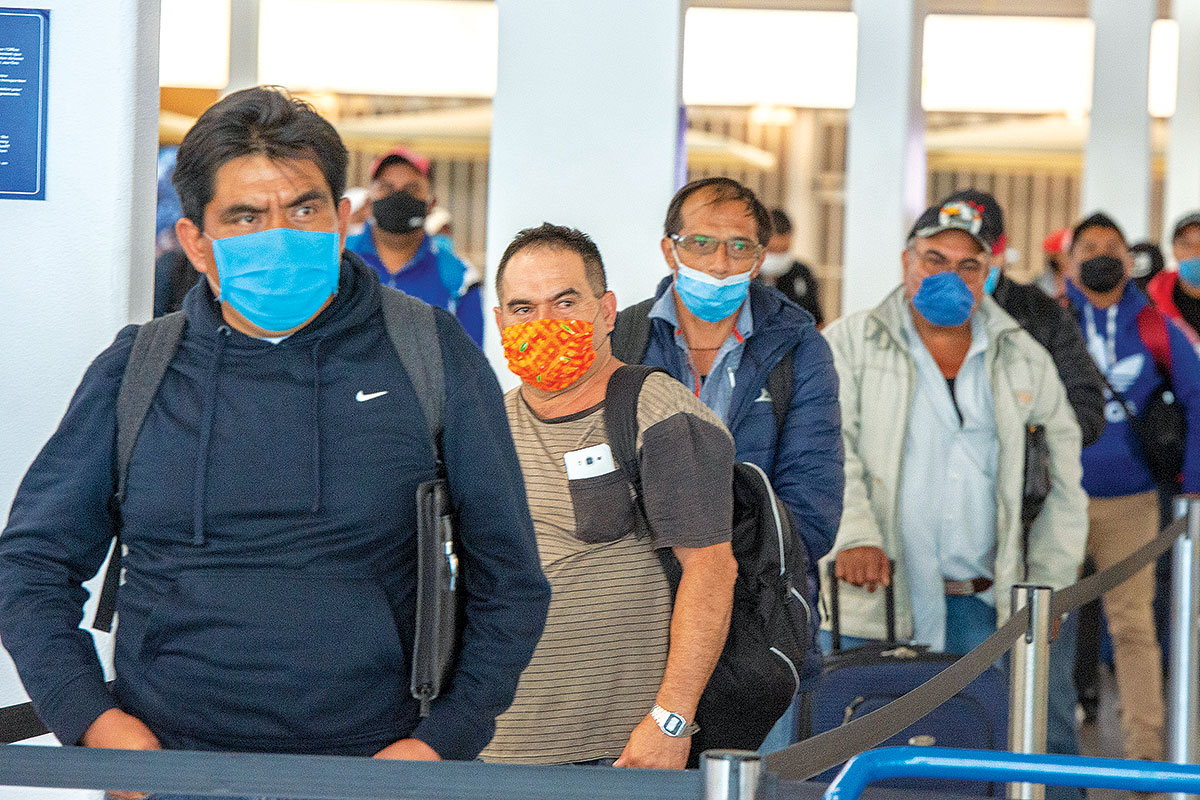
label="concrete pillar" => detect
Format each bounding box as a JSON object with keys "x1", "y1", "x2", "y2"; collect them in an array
[
  {"x1": 1164, "y1": 0, "x2": 1200, "y2": 246},
  {"x1": 0, "y1": 0, "x2": 159, "y2": 779},
  {"x1": 1083, "y1": 0, "x2": 1155, "y2": 240},
  {"x1": 784, "y1": 110, "x2": 819, "y2": 263},
  {"x1": 840, "y1": 0, "x2": 927, "y2": 316},
  {"x1": 484, "y1": 0, "x2": 685, "y2": 387},
  {"x1": 225, "y1": 0, "x2": 260, "y2": 95}
]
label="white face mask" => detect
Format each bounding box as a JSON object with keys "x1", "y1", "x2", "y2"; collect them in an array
[{"x1": 759, "y1": 252, "x2": 793, "y2": 278}]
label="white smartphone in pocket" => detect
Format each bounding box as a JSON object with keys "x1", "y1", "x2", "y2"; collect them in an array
[{"x1": 563, "y1": 443, "x2": 616, "y2": 480}]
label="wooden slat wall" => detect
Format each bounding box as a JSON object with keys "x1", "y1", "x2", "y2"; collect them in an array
[{"x1": 341, "y1": 101, "x2": 1165, "y2": 314}]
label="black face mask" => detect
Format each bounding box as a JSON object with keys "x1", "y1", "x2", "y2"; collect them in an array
[
  {"x1": 372, "y1": 190, "x2": 427, "y2": 235},
  {"x1": 1078, "y1": 255, "x2": 1126, "y2": 294}
]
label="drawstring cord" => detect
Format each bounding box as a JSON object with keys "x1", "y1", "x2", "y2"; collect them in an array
[
  {"x1": 192, "y1": 325, "x2": 230, "y2": 546},
  {"x1": 310, "y1": 339, "x2": 323, "y2": 513}
]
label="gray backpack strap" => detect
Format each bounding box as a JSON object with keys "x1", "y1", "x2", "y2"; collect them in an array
[
  {"x1": 116, "y1": 312, "x2": 187, "y2": 498},
  {"x1": 378, "y1": 288, "x2": 444, "y2": 455},
  {"x1": 96, "y1": 311, "x2": 186, "y2": 633}
]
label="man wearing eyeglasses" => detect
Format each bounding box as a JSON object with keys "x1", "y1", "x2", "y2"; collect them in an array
[
  {"x1": 611, "y1": 177, "x2": 844, "y2": 750},
  {"x1": 819, "y1": 200, "x2": 1086, "y2": 664}
]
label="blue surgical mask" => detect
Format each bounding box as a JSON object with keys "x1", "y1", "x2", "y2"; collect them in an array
[
  {"x1": 983, "y1": 265, "x2": 1000, "y2": 295},
  {"x1": 210, "y1": 228, "x2": 341, "y2": 332},
  {"x1": 1179, "y1": 258, "x2": 1200, "y2": 287},
  {"x1": 912, "y1": 271, "x2": 975, "y2": 327},
  {"x1": 673, "y1": 259, "x2": 752, "y2": 323}
]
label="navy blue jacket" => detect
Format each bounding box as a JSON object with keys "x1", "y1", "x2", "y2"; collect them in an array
[
  {"x1": 636, "y1": 278, "x2": 844, "y2": 686},
  {"x1": 0, "y1": 255, "x2": 549, "y2": 759},
  {"x1": 1066, "y1": 280, "x2": 1200, "y2": 497}
]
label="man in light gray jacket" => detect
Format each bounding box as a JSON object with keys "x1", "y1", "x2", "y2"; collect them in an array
[{"x1": 820, "y1": 200, "x2": 1088, "y2": 791}]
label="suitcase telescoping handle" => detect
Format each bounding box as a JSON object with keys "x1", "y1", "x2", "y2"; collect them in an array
[{"x1": 827, "y1": 558, "x2": 896, "y2": 651}]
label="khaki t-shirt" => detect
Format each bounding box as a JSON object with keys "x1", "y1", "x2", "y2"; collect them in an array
[{"x1": 482, "y1": 372, "x2": 734, "y2": 764}]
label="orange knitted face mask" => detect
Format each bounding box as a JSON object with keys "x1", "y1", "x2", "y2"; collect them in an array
[{"x1": 501, "y1": 318, "x2": 597, "y2": 392}]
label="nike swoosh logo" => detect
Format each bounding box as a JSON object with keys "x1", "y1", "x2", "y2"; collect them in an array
[
  {"x1": 754, "y1": 389, "x2": 772, "y2": 402},
  {"x1": 356, "y1": 390, "x2": 389, "y2": 402}
]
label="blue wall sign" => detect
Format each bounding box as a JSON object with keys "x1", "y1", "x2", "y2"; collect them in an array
[{"x1": 0, "y1": 8, "x2": 48, "y2": 201}]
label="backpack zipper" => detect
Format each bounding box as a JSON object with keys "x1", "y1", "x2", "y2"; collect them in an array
[{"x1": 770, "y1": 646, "x2": 801, "y2": 693}]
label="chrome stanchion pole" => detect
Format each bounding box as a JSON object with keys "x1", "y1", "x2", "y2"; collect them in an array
[
  {"x1": 701, "y1": 750, "x2": 762, "y2": 800},
  {"x1": 1008, "y1": 584, "x2": 1053, "y2": 800},
  {"x1": 1168, "y1": 495, "x2": 1200, "y2": 800}
]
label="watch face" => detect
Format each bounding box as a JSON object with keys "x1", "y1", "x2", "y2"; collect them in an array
[{"x1": 664, "y1": 713, "x2": 684, "y2": 736}]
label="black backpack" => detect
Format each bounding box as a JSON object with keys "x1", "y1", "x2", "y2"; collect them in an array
[{"x1": 604, "y1": 365, "x2": 810, "y2": 760}]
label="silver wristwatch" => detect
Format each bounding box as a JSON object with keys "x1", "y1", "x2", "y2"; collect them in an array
[{"x1": 650, "y1": 704, "x2": 700, "y2": 737}]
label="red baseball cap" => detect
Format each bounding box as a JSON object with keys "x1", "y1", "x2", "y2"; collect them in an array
[
  {"x1": 1043, "y1": 228, "x2": 1071, "y2": 255},
  {"x1": 370, "y1": 146, "x2": 431, "y2": 181}
]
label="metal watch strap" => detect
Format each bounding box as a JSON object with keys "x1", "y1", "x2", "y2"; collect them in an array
[{"x1": 650, "y1": 704, "x2": 700, "y2": 738}]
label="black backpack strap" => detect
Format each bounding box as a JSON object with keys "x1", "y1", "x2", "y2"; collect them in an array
[
  {"x1": 378, "y1": 287, "x2": 445, "y2": 460},
  {"x1": 603, "y1": 365, "x2": 666, "y2": 518},
  {"x1": 766, "y1": 349, "x2": 794, "y2": 435},
  {"x1": 96, "y1": 311, "x2": 187, "y2": 633},
  {"x1": 610, "y1": 298, "x2": 656, "y2": 364}
]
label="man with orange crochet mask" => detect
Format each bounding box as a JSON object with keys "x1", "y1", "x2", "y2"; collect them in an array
[{"x1": 484, "y1": 223, "x2": 738, "y2": 769}]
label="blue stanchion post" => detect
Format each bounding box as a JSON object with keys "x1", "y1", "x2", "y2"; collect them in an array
[{"x1": 823, "y1": 746, "x2": 1200, "y2": 800}]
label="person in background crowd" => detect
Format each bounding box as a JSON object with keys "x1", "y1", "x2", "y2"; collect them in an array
[
  {"x1": 1132, "y1": 241, "x2": 1166, "y2": 296},
  {"x1": 483, "y1": 223, "x2": 737, "y2": 768},
  {"x1": 1063, "y1": 212, "x2": 1200, "y2": 762},
  {"x1": 0, "y1": 89, "x2": 550, "y2": 800},
  {"x1": 610, "y1": 178, "x2": 844, "y2": 752},
  {"x1": 343, "y1": 186, "x2": 371, "y2": 237},
  {"x1": 943, "y1": 189, "x2": 1106, "y2": 447},
  {"x1": 153, "y1": 146, "x2": 202, "y2": 317},
  {"x1": 346, "y1": 145, "x2": 483, "y2": 346},
  {"x1": 821, "y1": 197, "x2": 1086, "y2": 668},
  {"x1": 1038, "y1": 228, "x2": 1071, "y2": 300},
  {"x1": 1145, "y1": 213, "x2": 1200, "y2": 346},
  {"x1": 758, "y1": 208, "x2": 824, "y2": 326}
]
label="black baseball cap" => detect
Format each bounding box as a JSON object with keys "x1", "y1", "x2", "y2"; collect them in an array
[{"x1": 908, "y1": 200, "x2": 990, "y2": 253}]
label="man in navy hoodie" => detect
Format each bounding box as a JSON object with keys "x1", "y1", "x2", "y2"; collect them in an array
[
  {"x1": 0, "y1": 87, "x2": 549, "y2": 783},
  {"x1": 1064, "y1": 212, "x2": 1200, "y2": 762},
  {"x1": 611, "y1": 177, "x2": 844, "y2": 750}
]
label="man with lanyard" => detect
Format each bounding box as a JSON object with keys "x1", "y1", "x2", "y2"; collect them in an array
[
  {"x1": 345, "y1": 146, "x2": 483, "y2": 345},
  {"x1": 1063, "y1": 212, "x2": 1200, "y2": 764},
  {"x1": 611, "y1": 177, "x2": 843, "y2": 750}
]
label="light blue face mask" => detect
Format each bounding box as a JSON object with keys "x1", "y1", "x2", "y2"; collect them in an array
[
  {"x1": 1179, "y1": 258, "x2": 1200, "y2": 287},
  {"x1": 210, "y1": 227, "x2": 341, "y2": 332},
  {"x1": 912, "y1": 271, "x2": 975, "y2": 327},
  {"x1": 673, "y1": 260, "x2": 752, "y2": 323},
  {"x1": 983, "y1": 265, "x2": 1000, "y2": 295}
]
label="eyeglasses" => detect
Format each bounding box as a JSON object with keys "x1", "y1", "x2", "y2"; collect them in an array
[
  {"x1": 915, "y1": 248, "x2": 985, "y2": 276},
  {"x1": 670, "y1": 233, "x2": 762, "y2": 261}
]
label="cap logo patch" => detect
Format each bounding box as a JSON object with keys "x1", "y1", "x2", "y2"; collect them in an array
[{"x1": 938, "y1": 202, "x2": 983, "y2": 235}]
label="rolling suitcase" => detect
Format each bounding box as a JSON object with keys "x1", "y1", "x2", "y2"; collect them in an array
[{"x1": 812, "y1": 562, "x2": 1009, "y2": 796}]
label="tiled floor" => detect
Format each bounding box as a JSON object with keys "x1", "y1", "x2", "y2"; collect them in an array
[{"x1": 1075, "y1": 668, "x2": 1172, "y2": 800}]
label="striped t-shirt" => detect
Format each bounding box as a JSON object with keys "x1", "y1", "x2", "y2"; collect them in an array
[{"x1": 481, "y1": 372, "x2": 734, "y2": 764}]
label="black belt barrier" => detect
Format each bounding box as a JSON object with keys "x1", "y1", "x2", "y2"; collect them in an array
[{"x1": 0, "y1": 516, "x2": 1187, "y2": 795}]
